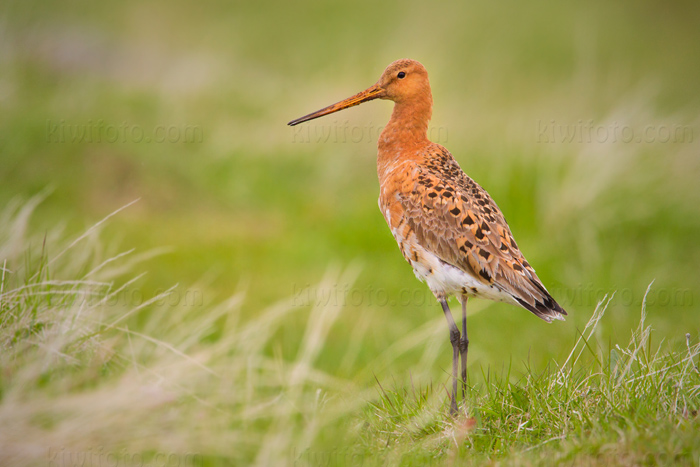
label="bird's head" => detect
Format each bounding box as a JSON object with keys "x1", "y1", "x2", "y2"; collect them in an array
[
  {"x1": 288, "y1": 59, "x2": 431, "y2": 126},
  {"x1": 376, "y1": 59, "x2": 430, "y2": 104}
]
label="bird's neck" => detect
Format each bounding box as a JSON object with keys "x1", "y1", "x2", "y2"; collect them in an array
[{"x1": 377, "y1": 93, "x2": 433, "y2": 180}]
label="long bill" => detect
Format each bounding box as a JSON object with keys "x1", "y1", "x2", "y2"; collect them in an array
[{"x1": 287, "y1": 84, "x2": 384, "y2": 126}]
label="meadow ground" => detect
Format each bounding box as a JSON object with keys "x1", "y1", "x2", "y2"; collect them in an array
[{"x1": 1, "y1": 1, "x2": 699, "y2": 465}]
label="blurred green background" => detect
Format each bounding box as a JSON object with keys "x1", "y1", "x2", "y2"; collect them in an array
[{"x1": 1, "y1": 0, "x2": 699, "y2": 381}]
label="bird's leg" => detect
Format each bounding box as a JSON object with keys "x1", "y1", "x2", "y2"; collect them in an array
[
  {"x1": 440, "y1": 299, "x2": 460, "y2": 415},
  {"x1": 459, "y1": 296, "x2": 469, "y2": 399}
]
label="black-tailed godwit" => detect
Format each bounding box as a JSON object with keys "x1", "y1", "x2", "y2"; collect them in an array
[{"x1": 288, "y1": 59, "x2": 566, "y2": 414}]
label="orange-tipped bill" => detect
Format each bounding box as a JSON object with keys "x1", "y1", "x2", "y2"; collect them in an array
[{"x1": 288, "y1": 84, "x2": 384, "y2": 126}]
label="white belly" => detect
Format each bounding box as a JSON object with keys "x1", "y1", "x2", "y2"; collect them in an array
[
  {"x1": 380, "y1": 197, "x2": 518, "y2": 305},
  {"x1": 409, "y1": 243, "x2": 519, "y2": 306}
]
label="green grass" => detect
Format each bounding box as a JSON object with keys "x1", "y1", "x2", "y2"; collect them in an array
[
  {"x1": 1, "y1": 202, "x2": 699, "y2": 466},
  {"x1": 359, "y1": 294, "x2": 700, "y2": 466},
  {"x1": 1, "y1": 0, "x2": 700, "y2": 464}
]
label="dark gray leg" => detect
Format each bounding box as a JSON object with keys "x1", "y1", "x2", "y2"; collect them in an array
[
  {"x1": 459, "y1": 296, "x2": 469, "y2": 399},
  {"x1": 440, "y1": 299, "x2": 460, "y2": 415}
]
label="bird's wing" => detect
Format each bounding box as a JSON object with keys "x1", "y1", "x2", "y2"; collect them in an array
[{"x1": 387, "y1": 147, "x2": 566, "y2": 321}]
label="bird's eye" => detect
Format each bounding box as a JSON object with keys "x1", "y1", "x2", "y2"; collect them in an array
[{"x1": 397, "y1": 71, "x2": 406, "y2": 79}]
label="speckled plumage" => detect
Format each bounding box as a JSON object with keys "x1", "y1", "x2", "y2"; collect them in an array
[
  {"x1": 378, "y1": 143, "x2": 565, "y2": 322},
  {"x1": 289, "y1": 58, "x2": 566, "y2": 413}
]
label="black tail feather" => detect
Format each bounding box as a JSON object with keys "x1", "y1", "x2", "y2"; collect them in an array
[{"x1": 513, "y1": 283, "x2": 567, "y2": 323}]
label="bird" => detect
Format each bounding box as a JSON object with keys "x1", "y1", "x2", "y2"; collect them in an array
[{"x1": 288, "y1": 59, "x2": 567, "y2": 414}]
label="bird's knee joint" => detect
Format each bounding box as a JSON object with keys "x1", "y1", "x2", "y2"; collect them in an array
[
  {"x1": 459, "y1": 337, "x2": 469, "y2": 352},
  {"x1": 449, "y1": 329, "x2": 461, "y2": 346}
]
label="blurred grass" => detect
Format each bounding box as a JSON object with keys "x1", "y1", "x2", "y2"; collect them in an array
[
  {"x1": 1, "y1": 0, "x2": 700, "y2": 464},
  {"x1": 2, "y1": 201, "x2": 698, "y2": 466}
]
